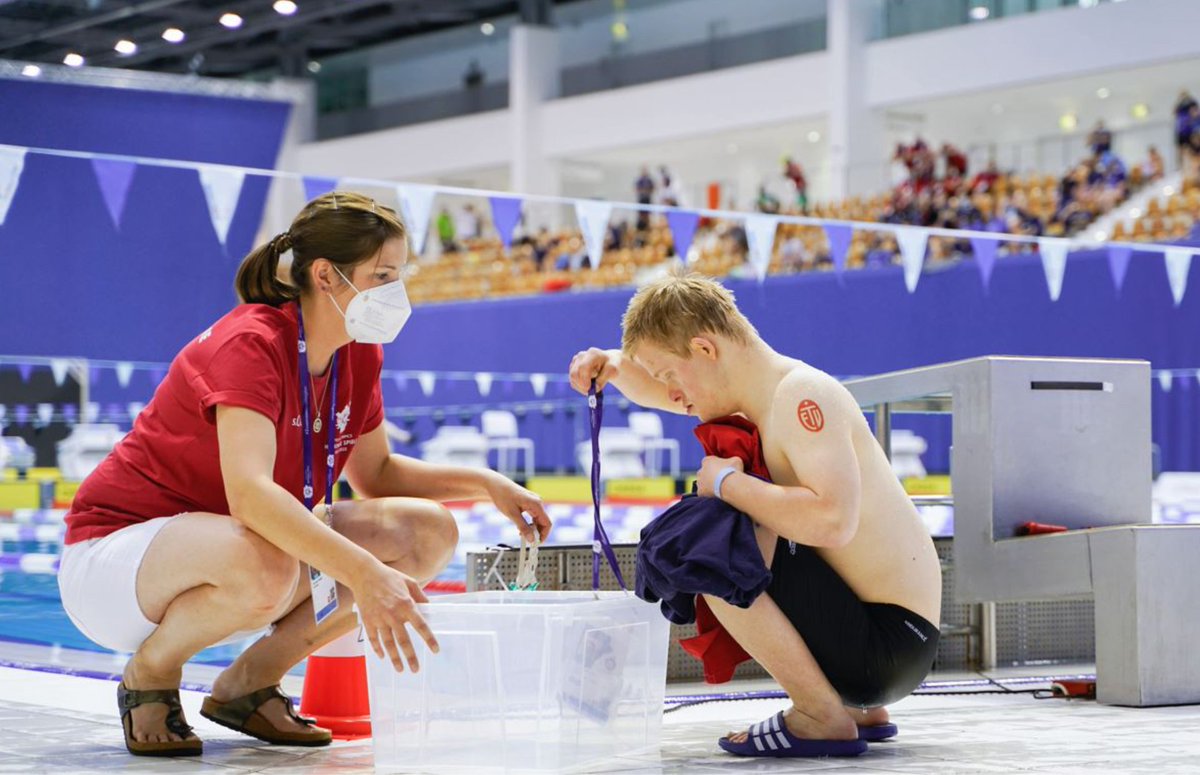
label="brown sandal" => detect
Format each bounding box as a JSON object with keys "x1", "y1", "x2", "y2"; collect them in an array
[
  {"x1": 200, "y1": 685, "x2": 332, "y2": 747},
  {"x1": 117, "y1": 682, "x2": 203, "y2": 757}
]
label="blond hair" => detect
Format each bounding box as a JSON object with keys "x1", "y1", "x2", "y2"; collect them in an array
[
  {"x1": 621, "y1": 270, "x2": 758, "y2": 358},
  {"x1": 235, "y1": 191, "x2": 407, "y2": 306}
]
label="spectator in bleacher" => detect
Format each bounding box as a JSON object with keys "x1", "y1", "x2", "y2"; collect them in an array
[
  {"x1": 908, "y1": 139, "x2": 936, "y2": 191},
  {"x1": 636, "y1": 167, "x2": 656, "y2": 230},
  {"x1": 969, "y1": 160, "x2": 1001, "y2": 194},
  {"x1": 756, "y1": 184, "x2": 782, "y2": 214},
  {"x1": 1175, "y1": 91, "x2": 1198, "y2": 163},
  {"x1": 456, "y1": 203, "x2": 482, "y2": 241},
  {"x1": 941, "y1": 143, "x2": 968, "y2": 178},
  {"x1": 436, "y1": 207, "x2": 456, "y2": 252},
  {"x1": 659, "y1": 166, "x2": 681, "y2": 208},
  {"x1": 1142, "y1": 145, "x2": 1166, "y2": 183},
  {"x1": 783, "y1": 157, "x2": 808, "y2": 212},
  {"x1": 1088, "y1": 121, "x2": 1113, "y2": 156}
]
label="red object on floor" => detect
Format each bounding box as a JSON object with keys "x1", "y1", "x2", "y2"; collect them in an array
[
  {"x1": 298, "y1": 632, "x2": 372, "y2": 740},
  {"x1": 1016, "y1": 521, "x2": 1069, "y2": 536}
]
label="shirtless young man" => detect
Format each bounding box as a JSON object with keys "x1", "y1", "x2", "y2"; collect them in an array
[{"x1": 568, "y1": 272, "x2": 942, "y2": 758}]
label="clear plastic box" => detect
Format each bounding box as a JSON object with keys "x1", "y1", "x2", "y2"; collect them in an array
[{"x1": 365, "y1": 590, "x2": 670, "y2": 773}]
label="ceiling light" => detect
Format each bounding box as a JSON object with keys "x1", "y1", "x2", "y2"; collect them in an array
[
  {"x1": 1096, "y1": 87, "x2": 1110, "y2": 99},
  {"x1": 480, "y1": 22, "x2": 495, "y2": 35},
  {"x1": 1130, "y1": 102, "x2": 1149, "y2": 120},
  {"x1": 611, "y1": 20, "x2": 629, "y2": 41},
  {"x1": 807, "y1": 130, "x2": 821, "y2": 143},
  {"x1": 1058, "y1": 112, "x2": 1077, "y2": 131},
  {"x1": 114, "y1": 39, "x2": 138, "y2": 55},
  {"x1": 1163, "y1": 186, "x2": 1175, "y2": 196},
  {"x1": 63, "y1": 53, "x2": 84, "y2": 67},
  {"x1": 162, "y1": 27, "x2": 185, "y2": 43},
  {"x1": 307, "y1": 60, "x2": 322, "y2": 73},
  {"x1": 21, "y1": 64, "x2": 41, "y2": 77},
  {"x1": 273, "y1": 0, "x2": 298, "y2": 15},
  {"x1": 219, "y1": 12, "x2": 243, "y2": 29},
  {"x1": 969, "y1": 6, "x2": 990, "y2": 21}
]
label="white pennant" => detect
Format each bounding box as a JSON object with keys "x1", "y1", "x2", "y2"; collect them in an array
[
  {"x1": 530, "y1": 373, "x2": 548, "y2": 397},
  {"x1": 0, "y1": 145, "x2": 27, "y2": 226},
  {"x1": 127, "y1": 401, "x2": 145, "y2": 420},
  {"x1": 417, "y1": 371, "x2": 436, "y2": 397},
  {"x1": 895, "y1": 226, "x2": 928, "y2": 293},
  {"x1": 198, "y1": 165, "x2": 246, "y2": 247},
  {"x1": 37, "y1": 403, "x2": 53, "y2": 425},
  {"x1": 1164, "y1": 248, "x2": 1194, "y2": 307},
  {"x1": 50, "y1": 359, "x2": 70, "y2": 387},
  {"x1": 574, "y1": 200, "x2": 613, "y2": 268},
  {"x1": 397, "y1": 184, "x2": 437, "y2": 255},
  {"x1": 474, "y1": 372, "x2": 493, "y2": 397},
  {"x1": 115, "y1": 362, "x2": 134, "y2": 388},
  {"x1": 744, "y1": 214, "x2": 779, "y2": 282},
  {"x1": 1038, "y1": 237, "x2": 1071, "y2": 302},
  {"x1": 1157, "y1": 372, "x2": 1173, "y2": 392},
  {"x1": 85, "y1": 402, "x2": 101, "y2": 423}
]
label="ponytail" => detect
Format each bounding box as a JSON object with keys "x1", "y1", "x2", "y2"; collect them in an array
[{"x1": 235, "y1": 232, "x2": 299, "y2": 306}]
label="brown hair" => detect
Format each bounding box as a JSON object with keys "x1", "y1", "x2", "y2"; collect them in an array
[
  {"x1": 235, "y1": 191, "x2": 408, "y2": 306},
  {"x1": 621, "y1": 269, "x2": 758, "y2": 358}
]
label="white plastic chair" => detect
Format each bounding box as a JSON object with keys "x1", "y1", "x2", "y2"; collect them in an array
[
  {"x1": 889, "y1": 429, "x2": 928, "y2": 480},
  {"x1": 56, "y1": 423, "x2": 126, "y2": 480},
  {"x1": 627, "y1": 411, "x2": 681, "y2": 478},
  {"x1": 576, "y1": 427, "x2": 647, "y2": 480},
  {"x1": 481, "y1": 410, "x2": 535, "y2": 480},
  {"x1": 420, "y1": 425, "x2": 489, "y2": 470}
]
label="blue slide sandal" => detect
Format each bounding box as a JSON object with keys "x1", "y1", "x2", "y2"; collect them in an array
[
  {"x1": 718, "y1": 711, "x2": 867, "y2": 757},
  {"x1": 859, "y1": 722, "x2": 899, "y2": 741}
]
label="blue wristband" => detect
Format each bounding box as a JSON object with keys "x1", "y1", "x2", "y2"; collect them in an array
[{"x1": 713, "y1": 466, "x2": 739, "y2": 500}]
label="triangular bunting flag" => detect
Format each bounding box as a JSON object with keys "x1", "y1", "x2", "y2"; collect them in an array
[
  {"x1": 488, "y1": 196, "x2": 523, "y2": 250},
  {"x1": 128, "y1": 402, "x2": 145, "y2": 420},
  {"x1": 85, "y1": 402, "x2": 100, "y2": 423},
  {"x1": 417, "y1": 371, "x2": 436, "y2": 397},
  {"x1": 895, "y1": 226, "x2": 928, "y2": 293},
  {"x1": 969, "y1": 236, "x2": 999, "y2": 292},
  {"x1": 1107, "y1": 245, "x2": 1133, "y2": 294},
  {"x1": 391, "y1": 372, "x2": 409, "y2": 392},
  {"x1": 744, "y1": 214, "x2": 779, "y2": 282},
  {"x1": 397, "y1": 184, "x2": 436, "y2": 256},
  {"x1": 1038, "y1": 237, "x2": 1070, "y2": 301},
  {"x1": 1157, "y1": 372, "x2": 1173, "y2": 392},
  {"x1": 14, "y1": 405, "x2": 28, "y2": 425},
  {"x1": 823, "y1": 223, "x2": 853, "y2": 274},
  {"x1": 665, "y1": 211, "x2": 700, "y2": 262},
  {"x1": 62, "y1": 404, "x2": 77, "y2": 425},
  {"x1": 115, "y1": 362, "x2": 134, "y2": 388},
  {"x1": 474, "y1": 372, "x2": 493, "y2": 397},
  {"x1": 0, "y1": 145, "x2": 27, "y2": 226},
  {"x1": 303, "y1": 176, "x2": 338, "y2": 202},
  {"x1": 37, "y1": 404, "x2": 53, "y2": 426},
  {"x1": 574, "y1": 200, "x2": 613, "y2": 268},
  {"x1": 530, "y1": 373, "x2": 548, "y2": 398},
  {"x1": 50, "y1": 359, "x2": 70, "y2": 387},
  {"x1": 1164, "y1": 248, "x2": 1194, "y2": 307},
  {"x1": 90, "y1": 158, "x2": 137, "y2": 229},
  {"x1": 197, "y1": 165, "x2": 246, "y2": 247},
  {"x1": 16, "y1": 362, "x2": 32, "y2": 383}
]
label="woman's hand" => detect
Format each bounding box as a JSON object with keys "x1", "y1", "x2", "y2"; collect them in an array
[
  {"x1": 352, "y1": 561, "x2": 439, "y2": 673},
  {"x1": 485, "y1": 473, "x2": 552, "y2": 543},
  {"x1": 696, "y1": 455, "x2": 744, "y2": 498},
  {"x1": 569, "y1": 347, "x2": 621, "y2": 395}
]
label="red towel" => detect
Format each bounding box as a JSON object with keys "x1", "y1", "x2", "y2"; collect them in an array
[{"x1": 679, "y1": 415, "x2": 770, "y2": 683}]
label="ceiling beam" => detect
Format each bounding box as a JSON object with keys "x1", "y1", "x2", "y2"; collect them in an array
[{"x1": 0, "y1": 0, "x2": 190, "y2": 53}]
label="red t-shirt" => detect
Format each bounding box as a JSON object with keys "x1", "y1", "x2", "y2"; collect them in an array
[{"x1": 65, "y1": 302, "x2": 384, "y2": 544}]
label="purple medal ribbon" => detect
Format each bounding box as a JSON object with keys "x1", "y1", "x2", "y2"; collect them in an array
[
  {"x1": 297, "y1": 305, "x2": 339, "y2": 513},
  {"x1": 589, "y1": 380, "x2": 626, "y2": 590}
]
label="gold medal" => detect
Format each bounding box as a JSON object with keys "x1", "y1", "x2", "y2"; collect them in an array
[{"x1": 313, "y1": 417, "x2": 322, "y2": 433}]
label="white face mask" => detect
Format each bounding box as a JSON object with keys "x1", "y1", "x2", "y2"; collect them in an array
[{"x1": 328, "y1": 266, "x2": 412, "y2": 344}]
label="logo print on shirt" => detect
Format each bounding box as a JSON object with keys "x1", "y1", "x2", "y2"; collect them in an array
[
  {"x1": 198, "y1": 327, "x2": 213, "y2": 343},
  {"x1": 336, "y1": 402, "x2": 351, "y2": 433},
  {"x1": 797, "y1": 399, "x2": 824, "y2": 432}
]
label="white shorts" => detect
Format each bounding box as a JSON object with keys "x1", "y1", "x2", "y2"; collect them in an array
[{"x1": 58, "y1": 516, "x2": 269, "y2": 654}]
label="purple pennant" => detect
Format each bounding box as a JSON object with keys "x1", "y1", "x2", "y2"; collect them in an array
[
  {"x1": 13, "y1": 405, "x2": 28, "y2": 425},
  {"x1": 488, "y1": 196, "x2": 523, "y2": 250},
  {"x1": 63, "y1": 404, "x2": 78, "y2": 424},
  {"x1": 303, "y1": 176, "x2": 338, "y2": 202},
  {"x1": 391, "y1": 373, "x2": 408, "y2": 392},
  {"x1": 1107, "y1": 245, "x2": 1133, "y2": 294},
  {"x1": 823, "y1": 224, "x2": 853, "y2": 274},
  {"x1": 89, "y1": 366, "x2": 102, "y2": 386},
  {"x1": 665, "y1": 211, "x2": 700, "y2": 261},
  {"x1": 969, "y1": 236, "x2": 999, "y2": 292},
  {"x1": 90, "y1": 158, "x2": 137, "y2": 229},
  {"x1": 16, "y1": 362, "x2": 32, "y2": 383}
]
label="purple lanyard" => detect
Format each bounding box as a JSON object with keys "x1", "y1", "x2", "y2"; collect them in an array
[
  {"x1": 297, "y1": 305, "x2": 338, "y2": 512},
  {"x1": 589, "y1": 381, "x2": 626, "y2": 590}
]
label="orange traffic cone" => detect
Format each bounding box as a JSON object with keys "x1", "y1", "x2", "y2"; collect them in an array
[{"x1": 298, "y1": 627, "x2": 372, "y2": 740}]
